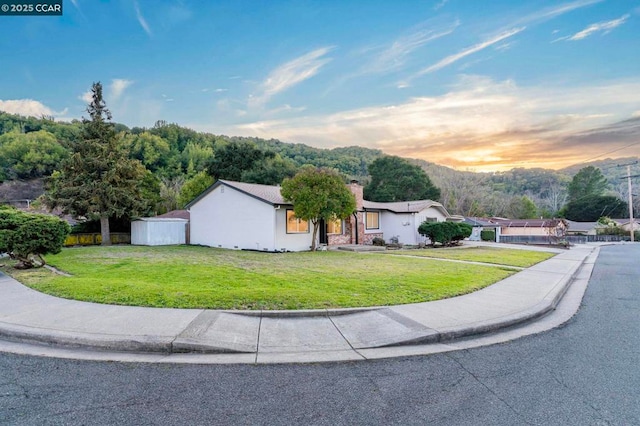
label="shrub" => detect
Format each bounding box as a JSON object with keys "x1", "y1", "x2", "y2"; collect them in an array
[
  {"x1": 371, "y1": 237, "x2": 385, "y2": 246},
  {"x1": 0, "y1": 207, "x2": 70, "y2": 268},
  {"x1": 480, "y1": 230, "x2": 495, "y2": 241},
  {"x1": 418, "y1": 221, "x2": 472, "y2": 246}
]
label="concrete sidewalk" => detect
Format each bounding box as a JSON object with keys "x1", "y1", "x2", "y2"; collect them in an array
[{"x1": 0, "y1": 244, "x2": 599, "y2": 363}]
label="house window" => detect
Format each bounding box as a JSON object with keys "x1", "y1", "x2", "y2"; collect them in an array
[
  {"x1": 426, "y1": 217, "x2": 437, "y2": 223},
  {"x1": 327, "y1": 218, "x2": 343, "y2": 234},
  {"x1": 366, "y1": 211, "x2": 379, "y2": 230},
  {"x1": 286, "y1": 210, "x2": 309, "y2": 233}
]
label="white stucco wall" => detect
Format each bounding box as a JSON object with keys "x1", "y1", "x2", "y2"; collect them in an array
[
  {"x1": 189, "y1": 184, "x2": 277, "y2": 251},
  {"x1": 131, "y1": 219, "x2": 187, "y2": 246},
  {"x1": 369, "y1": 206, "x2": 449, "y2": 245},
  {"x1": 379, "y1": 212, "x2": 416, "y2": 244},
  {"x1": 469, "y1": 227, "x2": 482, "y2": 241},
  {"x1": 274, "y1": 208, "x2": 314, "y2": 251}
]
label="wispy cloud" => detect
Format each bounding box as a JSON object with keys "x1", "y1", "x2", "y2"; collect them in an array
[
  {"x1": 366, "y1": 19, "x2": 459, "y2": 75},
  {"x1": 400, "y1": 27, "x2": 524, "y2": 86},
  {"x1": 134, "y1": 1, "x2": 152, "y2": 36},
  {"x1": 555, "y1": 14, "x2": 630, "y2": 41},
  {"x1": 109, "y1": 79, "x2": 133, "y2": 101},
  {"x1": 396, "y1": 1, "x2": 600, "y2": 88},
  {"x1": 265, "y1": 104, "x2": 307, "y2": 116},
  {"x1": 226, "y1": 76, "x2": 640, "y2": 171},
  {"x1": 250, "y1": 47, "x2": 333, "y2": 107},
  {"x1": 433, "y1": 0, "x2": 449, "y2": 11},
  {"x1": 513, "y1": 0, "x2": 604, "y2": 26}
]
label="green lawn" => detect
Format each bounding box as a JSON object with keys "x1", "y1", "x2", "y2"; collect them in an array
[
  {"x1": 7, "y1": 245, "x2": 521, "y2": 310},
  {"x1": 382, "y1": 246, "x2": 555, "y2": 268}
]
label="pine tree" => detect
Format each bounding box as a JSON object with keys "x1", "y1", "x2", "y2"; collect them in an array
[{"x1": 45, "y1": 82, "x2": 148, "y2": 245}]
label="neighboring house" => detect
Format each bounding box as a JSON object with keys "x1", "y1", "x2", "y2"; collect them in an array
[
  {"x1": 186, "y1": 179, "x2": 459, "y2": 252},
  {"x1": 464, "y1": 217, "x2": 501, "y2": 241},
  {"x1": 491, "y1": 218, "x2": 568, "y2": 237},
  {"x1": 363, "y1": 200, "x2": 461, "y2": 246},
  {"x1": 565, "y1": 220, "x2": 599, "y2": 236},
  {"x1": 610, "y1": 218, "x2": 640, "y2": 232}
]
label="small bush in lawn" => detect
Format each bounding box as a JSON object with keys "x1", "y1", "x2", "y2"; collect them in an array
[
  {"x1": 0, "y1": 206, "x2": 70, "y2": 268},
  {"x1": 418, "y1": 221, "x2": 472, "y2": 247}
]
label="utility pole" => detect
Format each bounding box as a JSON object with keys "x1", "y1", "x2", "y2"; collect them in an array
[
  {"x1": 626, "y1": 165, "x2": 634, "y2": 242},
  {"x1": 618, "y1": 162, "x2": 639, "y2": 242}
]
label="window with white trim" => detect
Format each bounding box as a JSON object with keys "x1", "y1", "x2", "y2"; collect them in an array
[
  {"x1": 286, "y1": 210, "x2": 309, "y2": 233},
  {"x1": 366, "y1": 211, "x2": 379, "y2": 230}
]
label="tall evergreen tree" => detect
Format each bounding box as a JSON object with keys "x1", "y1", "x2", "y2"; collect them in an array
[
  {"x1": 44, "y1": 82, "x2": 148, "y2": 245},
  {"x1": 567, "y1": 166, "x2": 608, "y2": 202}
]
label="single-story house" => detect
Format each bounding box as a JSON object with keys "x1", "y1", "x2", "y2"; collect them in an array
[
  {"x1": 610, "y1": 218, "x2": 640, "y2": 232},
  {"x1": 186, "y1": 179, "x2": 460, "y2": 252},
  {"x1": 464, "y1": 217, "x2": 501, "y2": 241},
  {"x1": 362, "y1": 200, "x2": 462, "y2": 246},
  {"x1": 491, "y1": 218, "x2": 568, "y2": 237},
  {"x1": 565, "y1": 220, "x2": 599, "y2": 236}
]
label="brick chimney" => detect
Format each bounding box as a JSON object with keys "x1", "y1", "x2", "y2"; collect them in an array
[{"x1": 349, "y1": 180, "x2": 363, "y2": 210}]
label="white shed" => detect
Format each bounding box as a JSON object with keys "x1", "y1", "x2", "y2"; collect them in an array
[{"x1": 131, "y1": 218, "x2": 188, "y2": 246}]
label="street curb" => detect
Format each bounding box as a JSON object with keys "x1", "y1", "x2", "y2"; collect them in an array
[
  {"x1": 0, "y1": 320, "x2": 174, "y2": 353},
  {"x1": 0, "y1": 246, "x2": 596, "y2": 355},
  {"x1": 428, "y1": 256, "x2": 585, "y2": 345}
]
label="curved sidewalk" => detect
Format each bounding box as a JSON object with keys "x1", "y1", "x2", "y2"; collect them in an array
[{"x1": 0, "y1": 244, "x2": 599, "y2": 363}]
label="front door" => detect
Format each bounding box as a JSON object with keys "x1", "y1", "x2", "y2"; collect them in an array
[{"x1": 319, "y1": 219, "x2": 328, "y2": 245}]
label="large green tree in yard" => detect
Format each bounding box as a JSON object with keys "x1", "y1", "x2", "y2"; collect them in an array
[
  {"x1": 281, "y1": 167, "x2": 356, "y2": 251},
  {"x1": 561, "y1": 165, "x2": 625, "y2": 221},
  {"x1": 207, "y1": 141, "x2": 273, "y2": 181},
  {"x1": 562, "y1": 194, "x2": 627, "y2": 221},
  {"x1": 44, "y1": 82, "x2": 148, "y2": 245},
  {"x1": 364, "y1": 156, "x2": 440, "y2": 202},
  {"x1": 241, "y1": 154, "x2": 298, "y2": 185}
]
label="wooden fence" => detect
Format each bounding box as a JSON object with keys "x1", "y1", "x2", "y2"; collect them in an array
[{"x1": 64, "y1": 233, "x2": 131, "y2": 247}]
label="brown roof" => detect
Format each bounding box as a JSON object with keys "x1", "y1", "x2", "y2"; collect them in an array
[
  {"x1": 186, "y1": 179, "x2": 290, "y2": 208},
  {"x1": 156, "y1": 210, "x2": 190, "y2": 220},
  {"x1": 187, "y1": 179, "x2": 449, "y2": 216},
  {"x1": 491, "y1": 218, "x2": 566, "y2": 227},
  {"x1": 363, "y1": 200, "x2": 445, "y2": 214},
  {"x1": 219, "y1": 180, "x2": 288, "y2": 205}
]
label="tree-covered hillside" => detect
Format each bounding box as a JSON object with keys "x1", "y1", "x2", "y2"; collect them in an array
[{"x1": 0, "y1": 111, "x2": 637, "y2": 219}]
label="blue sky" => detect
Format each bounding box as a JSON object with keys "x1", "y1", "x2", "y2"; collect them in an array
[{"x1": 1, "y1": 0, "x2": 639, "y2": 171}]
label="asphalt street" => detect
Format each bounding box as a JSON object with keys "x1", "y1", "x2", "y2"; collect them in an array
[{"x1": 1, "y1": 244, "x2": 638, "y2": 425}]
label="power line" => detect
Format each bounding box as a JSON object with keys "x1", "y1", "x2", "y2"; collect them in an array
[{"x1": 578, "y1": 140, "x2": 640, "y2": 166}]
